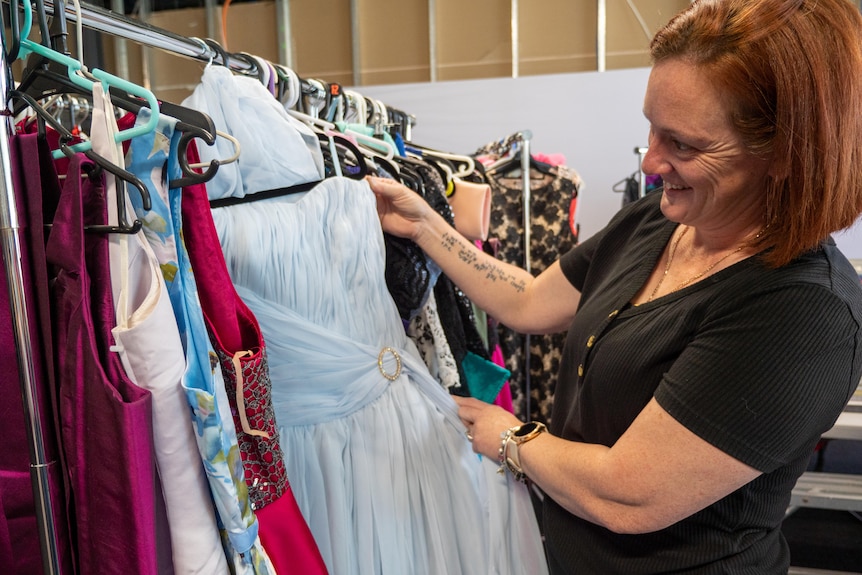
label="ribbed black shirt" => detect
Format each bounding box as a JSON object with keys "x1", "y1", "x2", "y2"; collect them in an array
[{"x1": 546, "y1": 192, "x2": 862, "y2": 574}]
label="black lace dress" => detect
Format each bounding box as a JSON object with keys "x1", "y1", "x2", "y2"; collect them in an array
[{"x1": 484, "y1": 163, "x2": 581, "y2": 423}]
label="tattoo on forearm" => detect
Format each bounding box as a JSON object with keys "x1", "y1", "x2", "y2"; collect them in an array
[
  {"x1": 441, "y1": 232, "x2": 458, "y2": 252},
  {"x1": 441, "y1": 232, "x2": 526, "y2": 293}
]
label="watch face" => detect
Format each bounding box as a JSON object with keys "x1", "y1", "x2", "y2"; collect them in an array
[{"x1": 515, "y1": 422, "x2": 539, "y2": 437}]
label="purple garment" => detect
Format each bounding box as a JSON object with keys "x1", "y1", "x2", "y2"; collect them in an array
[
  {"x1": 46, "y1": 151, "x2": 159, "y2": 574},
  {"x1": 0, "y1": 134, "x2": 73, "y2": 574}
]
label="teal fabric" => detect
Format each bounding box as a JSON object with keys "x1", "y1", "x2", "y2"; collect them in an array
[{"x1": 462, "y1": 351, "x2": 511, "y2": 404}]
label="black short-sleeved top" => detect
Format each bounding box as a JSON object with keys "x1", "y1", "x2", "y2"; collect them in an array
[{"x1": 545, "y1": 192, "x2": 862, "y2": 574}]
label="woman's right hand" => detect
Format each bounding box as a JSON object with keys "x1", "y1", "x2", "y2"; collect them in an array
[{"x1": 367, "y1": 176, "x2": 432, "y2": 241}]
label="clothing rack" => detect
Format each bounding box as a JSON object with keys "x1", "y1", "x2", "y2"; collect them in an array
[
  {"x1": 484, "y1": 129, "x2": 534, "y2": 417},
  {"x1": 0, "y1": 52, "x2": 63, "y2": 575},
  {"x1": 40, "y1": 0, "x2": 253, "y2": 73},
  {"x1": 0, "y1": 4, "x2": 287, "y2": 574},
  {"x1": 518, "y1": 131, "x2": 533, "y2": 420},
  {"x1": 635, "y1": 146, "x2": 648, "y2": 198}
]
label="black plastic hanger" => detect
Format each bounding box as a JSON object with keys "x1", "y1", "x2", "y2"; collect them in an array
[
  {"x1": 14, "y1": 63, "x2": 218, "y2": 143},
  {"x1": 3, "y1": 0, "x2": 22, "y2": 63},
  {"x1": 486, "y1": 152, "x2": 555, "y2": 178},
  {"x1": 105, "y1": 91, "x2": 220, "y2": 189},
  {"x1": 272, "y1": 63, "x2": 293, "y2": 104},
  {"x1": 203, "y1": 37, "x2": 231, "y2": 67},
  {"x1": 34, "y1": 0, "x2": 52, "y2": 49},
  {"x1": 58, "y1": 134, "x2": 149, "y2": 234},
  {"x1": 397, "y1": 164, "x2": 424, "y2": 197},
  {"x1": 12, "y1": 89, "x2": 152, "y2": 234},
  {"x1": 233, "y1": 52, "x2": 266, "y2": 84},
  {"x1": 370, "y1": 155, "x2": 402, "y2": 183},
  {"x1": 418, "y1": 155, "x2": 456, "y2": 189},
  {"x1": 14, "y1": 63, "x2": 221, "y2": 186},
  {"x1": 171, "y1": 130, "x2": 221, "y2": 188},
  {"x1": 316, "y1": 132, "x2": 369, "y2": 180},
  {"x1": 391, "y1": 155, "x2": 427, "y2": 197}
]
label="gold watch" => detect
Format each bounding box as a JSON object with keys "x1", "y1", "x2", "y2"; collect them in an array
[{"x1": 504, "y1": 421, "x2": 547, "y2": 482}]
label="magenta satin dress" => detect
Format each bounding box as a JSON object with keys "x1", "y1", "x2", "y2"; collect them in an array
[
  {"x1": 0, "y1": 135, "x2": 73, "y2": 574},
  {"x1": 47, "y1": 150, "x2": 159, "y2": 575}
]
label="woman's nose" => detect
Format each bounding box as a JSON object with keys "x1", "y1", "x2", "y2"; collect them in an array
[{"x1": 640, "y1": 144, "x2": 669, "y2": 176}]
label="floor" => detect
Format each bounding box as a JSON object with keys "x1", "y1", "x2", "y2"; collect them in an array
[{"x1": 783, "y1": 439, "x2": 862, "y2": 573}]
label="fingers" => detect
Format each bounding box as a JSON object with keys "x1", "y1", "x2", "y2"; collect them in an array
[
  {"x1": 453, "y1": 395, "x2": 486, "y2": 418},
  {"x1": 453, "y1": 395, "x2": 530, "y2": 459},
  {"x1": 454, "y1": 396, "x2": 478, "y2": 436},
  {"x1": 366, "y1": 175, "x2": 402, "y2": 196}
]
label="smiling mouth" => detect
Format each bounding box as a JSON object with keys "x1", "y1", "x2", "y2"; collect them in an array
[{"x1": 664, "y1": 183, "x2": 690, "y2": 191}]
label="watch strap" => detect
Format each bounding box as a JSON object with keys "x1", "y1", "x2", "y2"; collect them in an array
[{"x1": 501, "y1": 421, "x2": 547, "y2": 482}]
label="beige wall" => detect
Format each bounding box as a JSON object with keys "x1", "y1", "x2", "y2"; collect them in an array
[{"x1": 99, "y1": 0, "x2": 688, "y2": 103}]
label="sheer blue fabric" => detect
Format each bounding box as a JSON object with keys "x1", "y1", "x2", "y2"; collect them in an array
[
  {"x1": 127, "y1": 110, "x2": 274, "y2": 574},
  {"x1": 181, "y1": 64, "x2": 324, "y2": 200},
  {"x1": 214, "y1": 177, "x2": 548, "y2": 575}
]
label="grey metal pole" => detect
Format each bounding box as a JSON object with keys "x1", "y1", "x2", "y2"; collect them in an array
[
  {"x1": 636, "y1": 146, "x2": 648, "y2": 197},
  {"x1": 520, "y1": 130, "x2": 533, "y2": 418},
  {"x1": 0, "y1": 54, "x2": 62, "y2": 575},
  {"x1": 275, "y1": 0, "x2": 294, "y2": 68},
  {"x1": 205, "y1": 0, "x2": 217, "y2": 43},
  {"x1": 597, "y1": 0, "x2": 606, "y2": 72},
  {"x1": 350, "y1": 0, "x2": 361, "y2": 85},
  {"x1": 511, "y1": 0, "x2": 519, "y2": 78},
  {"x1": 520, "y1": 132, "x2": 532, "y2": 273},
  {"x1": 428, "y1": 0, "x2": 437, "y2": 82},
  {"x1": 110, "y1": 0, "x2": 129, "y2": 79},
  {"x1": 138, "y1": 0, "x2": 152, "y2": 90}
]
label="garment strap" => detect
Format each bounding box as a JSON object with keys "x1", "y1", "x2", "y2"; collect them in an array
[{"x1": 209, "y1": 179, "x2": 321, "y2": 208}]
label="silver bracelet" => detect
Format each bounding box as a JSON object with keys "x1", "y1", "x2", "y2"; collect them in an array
[{"x1": 497, "y1": 427, "x2": 515, "y2": 476}]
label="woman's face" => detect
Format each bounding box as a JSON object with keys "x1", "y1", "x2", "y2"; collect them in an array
[{"x1": 641, "y1": 58, "x2": 771, "y2": 234}]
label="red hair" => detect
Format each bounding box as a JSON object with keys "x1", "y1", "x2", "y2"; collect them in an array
[{"x1": 651, "y1": 0, "x2": 862, "y2": 267}]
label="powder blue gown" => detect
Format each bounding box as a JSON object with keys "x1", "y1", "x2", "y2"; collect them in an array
[{"x1": 212, "y1": 177, "x2": 548, "y2": 575}]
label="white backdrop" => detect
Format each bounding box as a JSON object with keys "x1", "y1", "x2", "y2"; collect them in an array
[{"x1": 357, "y1": 67, "x2": 861, "y2": 260}]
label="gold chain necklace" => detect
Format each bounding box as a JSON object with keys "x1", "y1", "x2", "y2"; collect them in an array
[{"x1": 647, "y1": 226, "x2": 759, "y2": 303}]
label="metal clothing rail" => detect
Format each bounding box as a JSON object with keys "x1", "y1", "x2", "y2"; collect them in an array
[
  {"x1": 635, "y1": 146, "x2": 648, "y2": 197},
  {"x1": 478, "y1": 130, "x2": 534, "y2": 417},
  {"x1": 40, "y1": 0, "x2": 253, "y2": 73},
  {"x1": 0, "y1": 4, "x2": 261, "y2": 574},
  {"x1": 0, "y1": 55, "x2": 62, "y2": 575},
  {"x1": 518, "y1": 131, "x2": 533, "y2": 419}
]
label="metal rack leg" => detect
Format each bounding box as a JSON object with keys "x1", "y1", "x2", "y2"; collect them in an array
[{"x1": 0, "y1": 63, "x2": 62, "y2": 575}]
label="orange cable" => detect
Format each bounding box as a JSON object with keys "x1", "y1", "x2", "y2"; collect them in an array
[{"x1": 221, "y1": 0, "x2": 232, "y2": 52}]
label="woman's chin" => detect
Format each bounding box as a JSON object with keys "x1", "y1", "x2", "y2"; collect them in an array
[{"x1": 659, "y1": 191, "x2": 693, "y2": 221}]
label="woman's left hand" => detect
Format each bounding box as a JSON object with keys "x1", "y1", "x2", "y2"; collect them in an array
[{"x1": 453, "y1": 396, "x2": 524, "y2": 460}]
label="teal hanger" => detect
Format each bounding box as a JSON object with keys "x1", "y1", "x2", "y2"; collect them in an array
[{"x1": 15, "y1": 0, "x2": 160, "y2": 159}]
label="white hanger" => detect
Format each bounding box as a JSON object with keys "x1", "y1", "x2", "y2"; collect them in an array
[
  {"x1": 303, "y1": 79, "x2": 328, "y2": 119},
  {"x1": 188, "y1": 130, "x2": 241, "y2": 169},
  {"x1": 413, "y1": 148, "x2": 476, "y2": 178},
  {"x1": 343, "y1": 90, "x2": 367, "y2": 126},
  {"x1": 70, "y1": 0, "x2": 85, "y2": 65},
  {"x1": 288, "y1": 108, "x2": 396, "y2": 161},
  {"x1": 342, "y1": 127, "x2": 395, "y2": 160},
  {"x1": 287, "y1": 108, "x2": 336, "y2": 130},
  {"x1": 274, "y1": 64, "x2": 302, "y2": 109}
]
